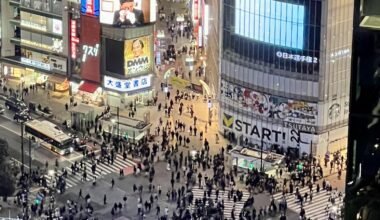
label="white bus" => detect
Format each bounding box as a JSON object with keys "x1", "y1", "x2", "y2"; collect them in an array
[{"x1": 25, "y1": 120, "x2": 73, "y2": 155}]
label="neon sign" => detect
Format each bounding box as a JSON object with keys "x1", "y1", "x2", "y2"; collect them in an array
[{"x1": 70, "y1": 20, "x2": 80, "y2": 59}]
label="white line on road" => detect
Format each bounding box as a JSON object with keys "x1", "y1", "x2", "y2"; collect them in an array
[{"x1": 0, "y1": 124, "x2": 21, "y2": 136}]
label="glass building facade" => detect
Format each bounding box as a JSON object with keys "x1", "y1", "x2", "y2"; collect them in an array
[
  {"x1": 220, "y1": 0, "x2": 354, "y2": 157},
  {"x1": 345, "y1": 0, "x2": 380, "y2": 219}
]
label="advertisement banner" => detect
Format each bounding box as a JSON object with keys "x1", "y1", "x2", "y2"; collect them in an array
[
  {"x1": 124, "y1": 35, "x2": 153, "y2": 75},
  {"x1": 104, "y1": 75, "x2": 151, "y2": 92},
  {"x1": 100, "y1": 0, "x2": 156, "y2": 27},
  {"x1": 221, "y1": 80, "x2": 318, "y2": 128},
  {"x1": 80, "y1": 15, "x2": 101, "y2": 82},
  {"x1": 221, "y1": 110, "x2": 314, "y2": 149},
  {"x1": 81, "y1": 0, "x2": 100, "y2": 17}
]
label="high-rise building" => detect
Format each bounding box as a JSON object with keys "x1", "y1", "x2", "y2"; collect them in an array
[
  {"x1": 1, "y1": 0, "x2": 71, "y2": 93},
  {"x1": 345, "y1": 0, "x2": 380, "y2": 219},
  {"x1": 219, "y1": 0, "x2": 354, "y2": 161}
]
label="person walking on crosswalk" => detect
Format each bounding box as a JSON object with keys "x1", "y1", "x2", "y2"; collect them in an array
[{"x1": 111, "y1": 178, "x2": 115, "y2": 188}]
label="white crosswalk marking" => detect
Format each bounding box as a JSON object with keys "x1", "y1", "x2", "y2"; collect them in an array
[
  {"x1": 44, "y1": 155, "x2": 137, "y2": 189},
  {"x1": 272, "y1": 187, "x2": 344, "y2": 220},
  {"x1": 191, "y1": 187, "x2": 250, "y2": 219}
]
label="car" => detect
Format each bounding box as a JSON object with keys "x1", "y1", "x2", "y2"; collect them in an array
[
  {"x1": 13, "y1": 111, "x2": 32, "y2": 123},
  {"x1": 5, "y1": 97, "x2": 28, "y2": 112},
  {"x1": 74, "y1": 144, "x2": 88, "y2": 152}
]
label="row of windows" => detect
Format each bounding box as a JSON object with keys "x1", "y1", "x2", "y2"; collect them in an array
[{"x1": 21, "y1": 0, "x2": 62, "y2": 16}]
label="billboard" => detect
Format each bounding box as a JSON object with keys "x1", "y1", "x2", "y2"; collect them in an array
[
  {"x1": 225, "y1": 0, "x2": 321, "y2": 74},
  {"x1": 81, "y1": 0, "x2": 100, "y2": 17},
  {"x1": 124, "y1": 35, "x2": 153, "y2": 75},
  {"x1": 220, "y1": 80, "x2": 318, "y2": 131},
  {"x1": 104, "y1": 75, "x2": 151, "y2": 92},
  {"x1": 235, "y1": 0, "x2": 305, "y2": 50},
  {"x1": 80, "y1": 16, "x2": 101, "y2": 82},
  {"x1": 100, "y1": 0, "x2": 156, "y2": 27}
]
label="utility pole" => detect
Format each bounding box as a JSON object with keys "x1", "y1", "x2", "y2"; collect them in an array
[
  {"x1": 117, "y1": 107, "x2": 120, "y2": 140},
  {"x1": 29, "y1": 137, "x2": 32, "y2": 176},
  {"x1": 20, "y1": 122, "x2": 24, "y2": 174},
  {"x1": 260, "y1": 138, "x2": 264, "y2": 172}
]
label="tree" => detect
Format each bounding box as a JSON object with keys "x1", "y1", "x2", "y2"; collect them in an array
[
  {"x1": 0, "y1": 139, "x2": 9, "y2": 162},
  {"x1": 0, "y1": 170, "x2": 15, "y2": 201},
  {"x1": 0, "y1": 139, "x2": 15, "y2": 201}
]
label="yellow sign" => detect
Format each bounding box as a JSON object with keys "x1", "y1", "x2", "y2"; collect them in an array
[
  {"x1": 170, "y1": 76, "x2": 190, "y2": 88},
  {"x1": 124, "y1": 35, "x2": 152, "y2": 75},
  {"x1": 222, "y1": 113, "x2": 234, "y2": 128}
]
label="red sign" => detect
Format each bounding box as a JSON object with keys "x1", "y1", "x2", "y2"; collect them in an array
[
  {"x1": 70, "y1": 20, "x2": 79, "y2": 59},
  {"x1": 80, "y1": 15, "x2": 101, "y2": 82}
]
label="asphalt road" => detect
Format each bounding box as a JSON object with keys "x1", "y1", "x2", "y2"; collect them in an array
[{"x1": 0, "y1": 105, "x2": 80, "y2": 170}]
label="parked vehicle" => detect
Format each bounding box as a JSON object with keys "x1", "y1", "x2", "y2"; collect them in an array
[{"x1": 5, "y1": 97, "x2": 28, "y2": 112}]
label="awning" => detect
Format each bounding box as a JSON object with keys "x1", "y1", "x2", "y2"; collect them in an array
[
  {"x1": 47, "y1": 74, "x2": 67, "y2": 84},
  {"x1": 78, "y1": 81, "x2": 99, "y2": 93}
]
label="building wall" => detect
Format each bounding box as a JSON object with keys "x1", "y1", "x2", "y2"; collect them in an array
[
  {"x1": 204, "y1": 0, "x2": 220, "y2": 98},
  {"x1": 219, "y1": 0, "x2": 353, "y2": 157}
]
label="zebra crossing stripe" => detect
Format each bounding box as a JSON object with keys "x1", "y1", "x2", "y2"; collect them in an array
[
  {"x1": 272, "y1": 187, "x2": 344, "y2": 220},
  {"x1": 191, "y1": 188, "x2": 250, "y2": 219},
  {"x1": 41, "y1": 156, "x2": 137, "y2": 190}
]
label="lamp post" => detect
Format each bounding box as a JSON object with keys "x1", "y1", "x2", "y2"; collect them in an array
[
  {"x1": 20, "y1": 122, "x2": 24, "y2": 174},
  {"x1": 260, "y1": 138, "x2": 264, "y2": 172}
]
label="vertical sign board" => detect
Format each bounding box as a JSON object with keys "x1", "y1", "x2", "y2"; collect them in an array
[
  {"x1": 80, "y1": 15, "x2": 101, "y2": 82},
  {"x1": 70, "y1": 20, "x2": 80, "y2": 59}
]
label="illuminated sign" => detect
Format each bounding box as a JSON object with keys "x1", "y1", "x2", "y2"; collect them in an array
[
  {"x1": 192, "y1": 0, "x2": 199, "y2": 21},
  {"x1": 100, "y1": 0, "x2": 156, "y2": 27},
  {"x1": 82, "y1": 44, "x2": 100, "y2": 62},
  {"x1": 330, "y1": 49, "x2": 350, "y2": 59},
  {"x1": 124, "y1": 36, "x2": 153, "y2": 75},
  {"x1": 204, "y1": 5, "x2": 209, "y2": 36},
  {"x1": 81, "y1": 0, "x2": 100, "y2": 17},
  {"x1": 104, "y1": 75, "x2": 151, "y2": 92},
  {"x1": 21, "y1": 57, "x2": 51, "y2": 70},
  {"x1": 235, "y1": 0, "x2": 305, "y2": 49},
  {"x1": 221, "y1": 111, "x2": 313, "y2": 148},
  {"x1": 52, "y1": 19, "x2": 63, "y2": 35},
  {"x1": 20, "y1": 39, "x2": 63, "y2": 53},
  {"x1": 276, "y1": 51, "x2": 318, "y2": 64},
  {"x1": 70, "y1": 20, "x2": 79, "y2": 59}
]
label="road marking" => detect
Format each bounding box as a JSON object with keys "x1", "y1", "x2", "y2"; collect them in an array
[{"x1": 0, "y1": 124, "x2": 21, "y2": 136}]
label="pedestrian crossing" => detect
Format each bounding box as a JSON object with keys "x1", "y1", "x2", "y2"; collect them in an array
[
  {"x1": 45, "y1": 154, "x2": 138, "y2": 189},
  {"x1": 272, "y1": 186, "x2": 344, "y2": 220},
  {"x1": 191, "y1": 187, "x2": 250, "y2": 219}
]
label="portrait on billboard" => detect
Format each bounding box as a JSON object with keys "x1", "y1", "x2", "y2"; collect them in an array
[
  {"x1": 124, "y1": 36, "x2": 152, "y2": 75},
  {"x1": 100, "y1": 0, "x2": 156, "y2": 27}
]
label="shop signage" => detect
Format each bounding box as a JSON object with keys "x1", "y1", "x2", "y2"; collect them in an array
[
  {"x1": 192, "y1": 0, "x2": 199, "y2": 21},
  {"x1": 276, "y1": 51, "x2": 318, "y2": 64},
  {"x1": 222, "y1": 112, "x2": 313, "y2": 148},
  {"x1": 49, "y1": 56, "x2": 67, "y2": 72},
  {"x1": 283, "y1": 121, "x2": 316, "y2": 134},
  {"x1": 70, "y1": 20, "x2": 79, "y2": 59},
  {"x1": 82, "y1": 44, "x2": 100, "y2": 62},
  {"x1": 104, "y1": 75, "x2": 151, "y2": 92},
  {"x1": 21, "y1": 57, "x2": 50, "y2": 71}
]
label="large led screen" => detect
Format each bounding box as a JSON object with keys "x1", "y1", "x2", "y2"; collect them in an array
[
  {"x1": 105, "y1": 39, "x2": 124, "y2": 74},
  {"x1": 81, "y1": 0, "x2": 100, "y2": 17},
  {"x1": 124, "y1": 35, "x2": 153, "y2": 75},
  {"x1": 223, "y1": 0, "x2": 321, "y2": 74},
  {"x1": 235, "y1": 0, "x2": 304, "y2": 49},
  {"x1": 100, "y1": 0, "x2": 156, "y2": 27}
]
